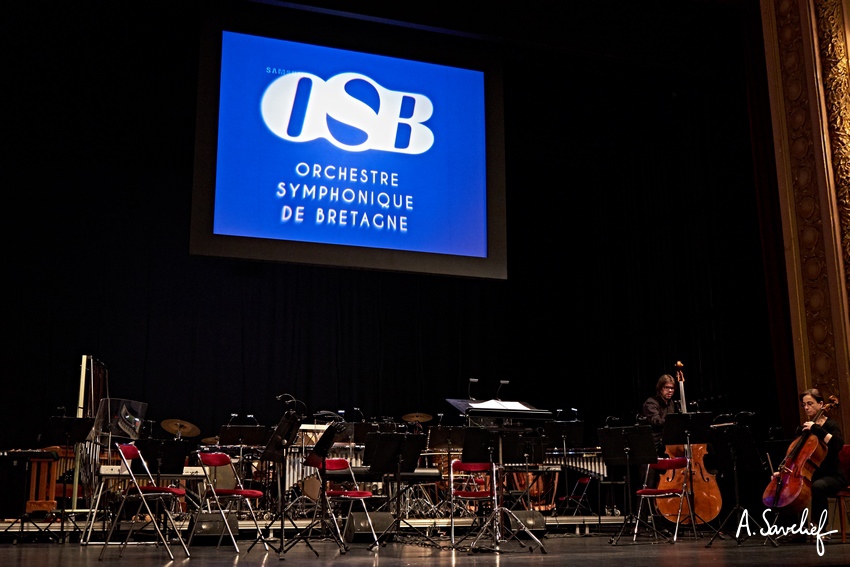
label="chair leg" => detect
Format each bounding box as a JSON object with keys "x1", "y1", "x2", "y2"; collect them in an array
[
  {"x1": 357, "y1": 500, "x2": 379, "y2": 548},
  {"x1": 633, "y1": 497, "x2": 644, "y2": 541},
  {"x1": 839, "y1": 496, "x2": 846, "y2": 544},
  {"x1": 243, "y1": 498, "x2": 270, "y2": 552}
]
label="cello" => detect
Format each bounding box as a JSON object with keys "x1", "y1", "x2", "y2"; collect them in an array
[
  {"x1": 762, "y1": 394, "x2": 839, "y2": 514},
  {"x1": 654, "y1": 361, "x2": 723, "y2": 524}
]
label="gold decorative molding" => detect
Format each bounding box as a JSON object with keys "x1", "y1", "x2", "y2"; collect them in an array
[{"x1": 761, "y1": 0, "x2": 850, "y2": 429}]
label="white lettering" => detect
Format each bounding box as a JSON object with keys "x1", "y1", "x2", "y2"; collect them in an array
[
  {"x1": 261, "y1": 71, "x2": 434, "y2": 154},
  {"x1": 281, "y1": 205, "x2": 304, "y2": 223}
]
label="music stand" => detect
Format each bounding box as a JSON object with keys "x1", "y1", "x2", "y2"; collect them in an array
[
  {"x1": 662, "y1": 412, "x2": 720, "y2": 537},
  {"x1": 42, "y1": 416, "x2": 95, "y2": 542},
  {"x1": 251, "y1": 413, "x2": 303, "y2": 556},
  {"x1": 217, "y1": 425, "x2": 271, "y2": 447},
  {"x1": 500, "y1": 430, "x2": 546, "y2": 511},
  {"x1": 284, "y1": 423, "x2": 347, "y2": 554},
  {"x1": 362, "y1": 433, "x2": 435, "y2": 549},
  {"x1": 705, "y1": 421, "x2": 778, "y2": 547},
  {"x1": 458, "y1": 428, "x2": 547, "y2": 553},
  {"x1": 599, "y1": 426, "x2": 659, "y2": 545},
  {"x1": 543, "y1": 421, "x2": 584, "y2": 517}
]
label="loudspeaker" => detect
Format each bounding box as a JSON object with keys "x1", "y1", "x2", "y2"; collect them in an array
[
  {"x1": 0, "y1": 454, "x2": 28, "y2": 519},
  {"x1": 343, "y1": 511, "x2": 395, "y2": 543},
  {"x1": 189, "y1": 512, "x2": 239, "y2": 536},
  {"x1": 507, "y1": 510, "x2": 547, "y2": 537}
]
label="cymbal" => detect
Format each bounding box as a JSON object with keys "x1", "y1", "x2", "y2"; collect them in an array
[
  {"x1": 402, "y1": 412, "x2": 433, "y2": 423},
  {"x1": 160, "y1": 418, "x2": 201, "y2": 438},
  {"x1": 201, "y1": 436, "x2": 219, "y2": 445}
]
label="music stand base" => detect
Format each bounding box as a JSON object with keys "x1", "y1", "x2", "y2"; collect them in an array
[{"x1": 465, "y1": 507, "x2": 547, "y2": 554}]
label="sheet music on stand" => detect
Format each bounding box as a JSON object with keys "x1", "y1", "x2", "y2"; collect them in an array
[{"x1": 446, "y1": 398, "x2": 553, "y2": 422}]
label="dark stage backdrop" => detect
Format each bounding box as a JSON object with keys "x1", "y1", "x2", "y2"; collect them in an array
[{"x1": 5, "y1": 1, "x2": 793, "y2": 450}]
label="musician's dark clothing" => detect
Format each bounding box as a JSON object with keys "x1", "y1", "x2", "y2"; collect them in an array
[
  {"x1": 808, "y1": 417, "x2": 845, "y2": 524},
  {"x1": 641, "y1": 394, "x2": 676, "y2": 456}
]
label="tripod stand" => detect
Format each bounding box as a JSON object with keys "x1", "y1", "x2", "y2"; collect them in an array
[
  {"x1": 425, "y1": 426, "x2": 466, "y2": 517},
  {"x1": 283, "y1": 422, "x2": 348, "y2": 554},
  {"x1": 252, "y1": 412, "x2": 303, "y2": 557},
  {"x1": 705, "y1": 421, "x2": 778, "y2": 547},
  {"x1": 461, "y1": 427, "x2": 548, "y2": 553},
  {"x1": 600, "y1": 425, "x2": 662, "y2": 545},
  {"x1": 543, "y1": 420, "x2": 584, "y2": 516}
]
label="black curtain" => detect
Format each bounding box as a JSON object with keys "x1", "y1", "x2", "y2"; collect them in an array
[{"x1": 5, "y1": 1, "x2": 789, "y2": 450}]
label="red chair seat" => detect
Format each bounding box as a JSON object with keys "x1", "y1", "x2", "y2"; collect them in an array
[
  {"x1": 651, "y1": 457, "x2": 688, "y2": 470},
  {"x1": 211, "y1": 488, "x2": 263, "y2": 499},
  {"x1": 326, "y1": 489, "x2": 372, "y2": 498},
  {"x1": 139, "y1": 485, "x2": 186, "y2": 497},
  {"x1": 454, "y1": 490, "x2": 491, "y2": 499},
  {"x1": 636, "y1": 488, "x2": 683, "y2": 496},
  {"x1": 453, "y1": 462, "x2": 491, "y2": 473}
]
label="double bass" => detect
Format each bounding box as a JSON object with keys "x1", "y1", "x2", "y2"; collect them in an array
[
  {"x1": 762, "y1": 395, "x2": 839, "y2": 514},
  {"x1": 654, "y1": 361, "x2": 723, "y2": 524}
]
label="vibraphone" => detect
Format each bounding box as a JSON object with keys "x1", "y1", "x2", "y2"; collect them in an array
[{"x1": 544, "y1": 447, "x2": 606, "y2": 479}]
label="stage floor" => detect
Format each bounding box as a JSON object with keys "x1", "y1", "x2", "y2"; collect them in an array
[{"x1": 1, "y1": 522, "x2": 849, "y2": 566}]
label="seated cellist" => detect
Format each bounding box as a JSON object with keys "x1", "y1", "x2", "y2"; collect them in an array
[
  {"x1": 798, "y1": 389, "x2": 845, "y2": 525},
  {"x1": 770, "y1": 388, "x2": 845, "y2": 531}
]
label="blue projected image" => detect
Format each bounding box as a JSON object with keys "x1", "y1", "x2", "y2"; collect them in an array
[{"x1": 212, "y1": 31, "x2": 488, "y2": 258}]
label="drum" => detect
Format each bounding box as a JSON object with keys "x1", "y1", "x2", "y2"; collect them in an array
[
  {"x1": 509, "y1": 471, "x2": 560, "y2": 511},
  {"x1": 427, "y1": 451, "x2": 462, "y2": 491}
]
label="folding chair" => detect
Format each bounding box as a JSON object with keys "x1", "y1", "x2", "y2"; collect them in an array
[
  {"x1": 98, "y1": 443, "x2": 190, "y2": 560},
  {"x1": 187, "y1": 451, "x2": 269, "y2": 552},
  {"x1": 448, "y1": 460, "x2": 494, "y2": 549},
  {"x1": 634, "y1": 457, "x2": 691, "y2": 542},
  {"x1": 564, "y1": 476, "x2": 593, "y2": 515},
  {"x1": 323, "y1": 458, "x2": 379, "y2": 548}
]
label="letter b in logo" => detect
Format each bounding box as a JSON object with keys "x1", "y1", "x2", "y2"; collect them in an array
[{"x1": 261, "y1": 72, "x2": 434, "y2": 154}]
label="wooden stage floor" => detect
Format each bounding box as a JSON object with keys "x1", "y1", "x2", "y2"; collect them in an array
[{"x1": 2, "y1": 515, "x2": 849, "y2": 566}]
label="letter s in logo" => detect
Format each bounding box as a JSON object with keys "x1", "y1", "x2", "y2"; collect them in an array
[{"x1": 261, "y1": 72, "x2": 434, "y2": 154}]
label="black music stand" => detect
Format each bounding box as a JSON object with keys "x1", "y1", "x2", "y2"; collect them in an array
[
  {"x1": 705, "y1": 421, "x2": 778, "y2": 547},
  {"x1": 459, "y1": 427, "x2": 548, "y2": 553},
  {"x1": 284, "y1": 423, "x2": 348, "y2": 554},
  {"x1": 599, "y1": 425, "x2": 660, "y2": 545},
  {"x1": 427, "y1": 426, "x2": 467, "y2": 516},
  {"x1": 251, "y1": 412, "x2": 302, "y2": 557},
  {"x1": 364, "y1": 433, "x2": 436, "y2": 550},
  {"x1": 500, "y1": 430, "x2": 547, "y2": 511},
  {"x1": 543, "y1": 421, "x2": 584, "y2": 516},
  {"x1": 218, "y1": 425, "x2": 271, "y2": 447},
  {"x1": 41, "y1": 416, "x2": 95, "y2": 543},
  {"x1": 662, "y1": 412, "x2": 720, "y2": 538}
]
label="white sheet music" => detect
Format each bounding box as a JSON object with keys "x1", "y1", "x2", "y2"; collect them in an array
[{"x1": 468, "y1": 399, "x2": 532, "y2": 411}]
